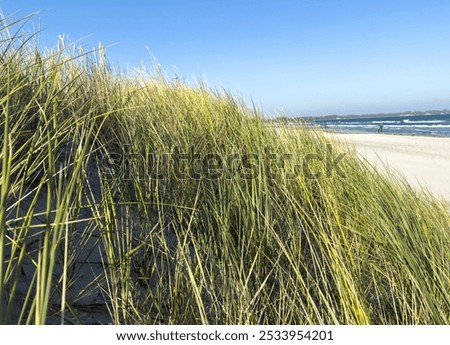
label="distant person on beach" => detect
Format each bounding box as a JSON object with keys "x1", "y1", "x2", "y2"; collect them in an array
[{"x1": 377, "y1": 124, "x2": 384, "y2": 133}]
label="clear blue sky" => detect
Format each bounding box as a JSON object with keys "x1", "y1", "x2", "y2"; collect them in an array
[{"x1": 2, "y1": 0, "x2": 450, "y2": 116}]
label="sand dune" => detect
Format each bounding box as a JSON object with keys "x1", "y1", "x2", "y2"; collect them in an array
[{"x1": 331, "y1": 133, "x2": 450, "y2": 202}]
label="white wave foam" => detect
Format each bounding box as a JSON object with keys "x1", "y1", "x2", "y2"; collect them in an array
[
  {"x1": 390, "y1": 124, "x2": 450, "y2": 128},
  {"x1": 403, "y1": 119, "x2": 445, "y2": 124}
]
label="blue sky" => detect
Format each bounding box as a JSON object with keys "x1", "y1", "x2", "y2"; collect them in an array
[{"x1": 2, "y1": 0, "x2": 450, "y2": 116}]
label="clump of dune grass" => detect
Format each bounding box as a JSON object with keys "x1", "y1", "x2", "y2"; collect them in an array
[{"x1": 1, "y1": 13, "x2": 449, "y2": 325}]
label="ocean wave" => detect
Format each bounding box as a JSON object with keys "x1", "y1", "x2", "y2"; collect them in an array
[
  {"x1": 369, "y1": 120, "x2": 399, "y2": 124},
  {"x1": 391, "y1": 124, "x2": 450, "y2": 128},
  {"x1": 326, "y1": 124, "x2": 376, "y2": 129},
  {"x1": 402, "y1": 119, "x2": 445, "y2": 124}
]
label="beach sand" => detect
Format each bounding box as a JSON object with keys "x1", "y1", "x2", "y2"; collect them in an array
[{"x1": 330, "y1": 133, "x2": 450, "y2": 202}]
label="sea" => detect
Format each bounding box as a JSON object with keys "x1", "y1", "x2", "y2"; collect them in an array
[{"x1": 313, "y1": 113, "x2": 450, "y2": 137}]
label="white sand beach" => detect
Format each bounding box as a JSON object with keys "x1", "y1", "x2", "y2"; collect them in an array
[{"x1": 331, "y1": 133, "x2": 450, "y2": 202}]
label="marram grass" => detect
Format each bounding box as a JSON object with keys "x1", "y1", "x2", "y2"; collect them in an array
[{"x1": 0, "y1": 14, "x2": 449, "y2": 325}]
